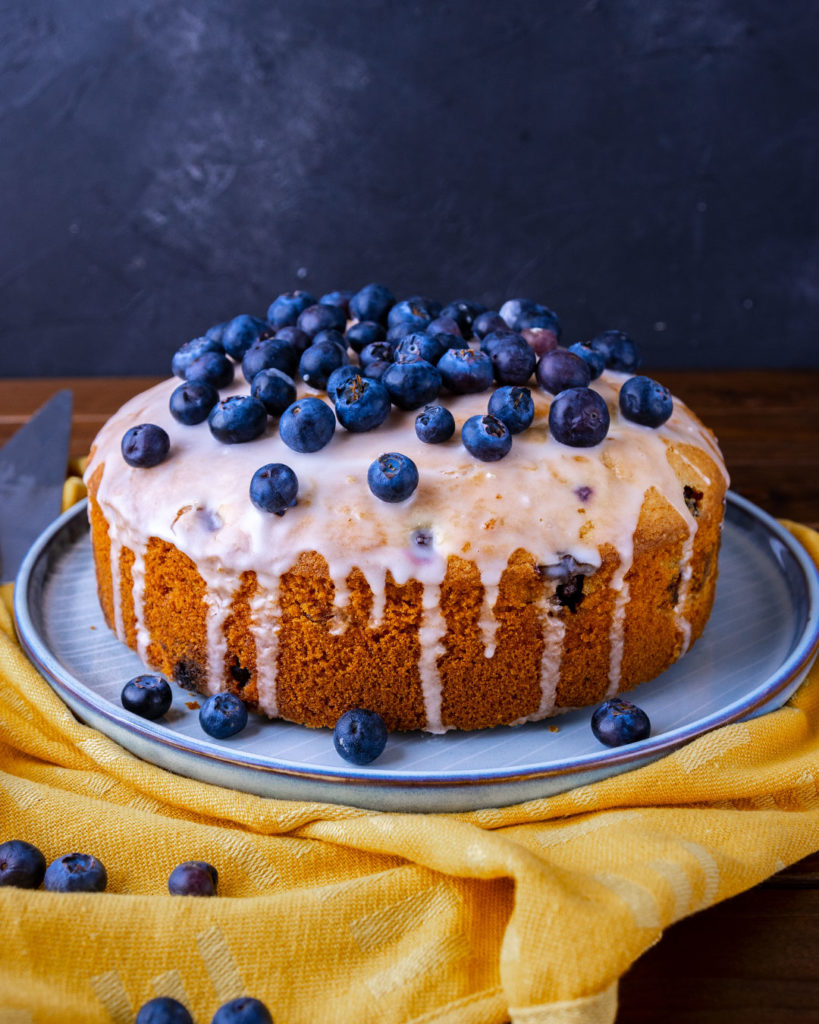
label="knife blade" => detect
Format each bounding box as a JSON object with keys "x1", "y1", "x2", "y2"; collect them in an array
[{"x1": 0, "y1": 389, "x2": 73, "y2": 583}]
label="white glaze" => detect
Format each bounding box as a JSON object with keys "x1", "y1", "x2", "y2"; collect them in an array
[{"x1": 85, "y1": 369, "x2": 728, "y2": 731}]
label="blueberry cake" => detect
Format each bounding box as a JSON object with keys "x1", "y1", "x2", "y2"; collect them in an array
[{"x1": 84, "y1": 287, "x2": 729, "y2": 732}]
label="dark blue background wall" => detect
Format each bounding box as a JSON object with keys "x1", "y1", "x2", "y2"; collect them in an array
[{"x1": 1, "y1": 0, "x2": 817, "y2": 375}]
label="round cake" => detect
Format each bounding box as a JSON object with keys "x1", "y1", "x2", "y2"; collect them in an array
[{"x1": 84, "y1": 291, "x2": 729, "y2": 733}]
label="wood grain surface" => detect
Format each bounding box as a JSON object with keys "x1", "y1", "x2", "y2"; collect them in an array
[{"x1": 2, "y1": 371, "x2": 818, "y2": 1020}]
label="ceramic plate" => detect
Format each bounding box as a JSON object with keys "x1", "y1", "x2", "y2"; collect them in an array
[{"x1": 14, "y1": 492, "x2": 819, "y2": 812}]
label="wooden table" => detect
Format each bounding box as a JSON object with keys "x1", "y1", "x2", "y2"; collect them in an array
[{"x1": 2, "y1": 371, "x2": 818, "y2": 1022}]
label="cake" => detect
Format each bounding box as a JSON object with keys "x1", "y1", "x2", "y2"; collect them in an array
[{"x1": 84, "y1": 290, "x2": 729, "y2": 733}]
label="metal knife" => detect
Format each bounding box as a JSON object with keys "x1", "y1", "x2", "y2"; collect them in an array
[{"x1": 0, "y1": 389, "x2": 73, "y2": 584}]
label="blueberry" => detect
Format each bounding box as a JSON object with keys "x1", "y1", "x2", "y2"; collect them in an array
[
  {"x1": 517, "y1": 306, "x2": 561, "y2": 338},
  {"x1": 250, "y1": 463, "x2": 298, "y2": 515},
  {"x1": 367, "y1": 452, "x2": 419, "y2": 502},
  {"x1": 472, "y1": 310, "x2": 507, "y2": 339},
  {"x1": 362, "y1": 359, "x2": 391, "y2": 382},
  {"x1": 359, "y1": 340, "x2": 395, "y2": 369},
  {"x1": 619, "y1": 375, "x2": 673, "y2": 427},
  {"x1": 122, "y1": 424, "x2": 170, "y2": 468},
  {"x1": 121, "y1": 674, "x2": 172, "y2": 720},
  {"x1": 489, "y1": 335, "x2": 537, "y2": 385},
  {"x1": 335, "y1": 376, "x2": 391, "y2": 432},
  {"x1": 297, "y1": 302, "x2": 346, "y2": 337},
  {"x1": 333, "y1": 708, "x2": 388, "y2": 765},
  {"x1": 168, "y1": 860, "x2": 219, "y2": 896},
  {"x1": 136, "y1": 997, "x2": 194, "y2": 1024},
  {"x1": 279, "y1": 397, "x2": 335, "y2": 452},
  {"x1": 319, "y1": 289, "x2": 353, "y2": 315},
  {"x1": 536, "y1": 349, "x2": 591, "y2": 395},
  {"x1": 311, "y1": 327, "x2": 347, "y2": 351},
  {"x1": 266, "y1": 290, "x2": 316, "y2": 328},
  {"x1": 591, "y1": 697, "x2": 651, "y2": 747},
  {"x1": 0, "y1": 839, "x2": 46, "y2": 889},
  {"x1": 44, "y1": 853, "x2": 107, "y2": 893},
  {"x1": 242, "y1": 338, "x2": 299, "y2": 382},
  {"x1": 251, "y1": 368, "x2": 297, "y2": 416},
  {"x1": 349, "y1": 282, "x2": 395, "y2": 324},
  {"x1": 222, "y1": 315, "x2": 271, "y2": 360},
  {"x1": 273, "y1": 325, "x2": 312, "y2": 353},
  {"x1": 427, "y1": 314, "x2": 463, "y2": 339},
  {"x1": 589, "y1": 329, "x2": 642, "y2": 373},
  {"x1": 211, "y1": 996, "x2": 273, "y2": 1024},
  {"x1": 386, "y1": 320, "x2": 422, "y2": 342},
  {"x1": 548, "y1": 387, "x2": 610, "y2": 447},
  {"x1": 437, "y1": 348, "x2": 494, "y2": 393},
  {"x1": 345, "y1": 320, "x2": 386, "y2": 353},
  {"x1": 382, "y1": 360, "x2": 442, "y2": 410},
  {"x1": 170, "y1": 380, "x2": 219, "y2": 425},
  {"x1": 209, "y1": 396, "x2": 268, "y2": 444},
  {"x1": 205, "y1": 321, "x2": 229, "y2": 344},
  {"x1": 186, "y1": 351, "x2": 235, "y2": 390},
  {"x1": 499, "y1": 298, "x2": 540, "y2": 329},
  {"x1": 488, "y1": 386, "x2": 535, "y2": 434},
  {"x1": 298, "y1": 340, "x2": 349, "y2": 390},
  {"x1": 568, "y1": 341, "x2": 606, "y2": 380},
  {"x1": 461, "y1": 414, "x2": 512, "y2": 461},
  {"x1": 199, "y1": 692, "x2": 248, "y2": 739},
  {"x1": 480, "y1": 328, "x2": 519, "y2": 357},
  {"x1": 415, "y1": 404, "x2": 455, "y2": 444},
  {"x1": 395, "y1": 331, "x2": 444, "y2": 365},
  {"x1": 438, "y1": 298, "x2": 485, "y2": 339},
  {"x1": 326, "y1": 364, "x2": 361, "y2": 402},
  {"x1": 172, "y1": 336, "x2": 224, "y2": 379},
  {"x1": 387, "y1": 298, "x2": 432, "y2": 331}
]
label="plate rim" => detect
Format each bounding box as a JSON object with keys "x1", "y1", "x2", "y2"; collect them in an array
[{"x1": 13, "y1": 491, "x2": 819, "y2": 790}]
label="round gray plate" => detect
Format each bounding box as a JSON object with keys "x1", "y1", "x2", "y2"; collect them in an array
[{"x1": 14, "y1": 492, "x2": 819, "y2": 812}]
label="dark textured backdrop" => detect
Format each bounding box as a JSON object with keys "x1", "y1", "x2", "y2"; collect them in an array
[{"x1": 1, "y1": 0, "x2": 817, "y2": 375}]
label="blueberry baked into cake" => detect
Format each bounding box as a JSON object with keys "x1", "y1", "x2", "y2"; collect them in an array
[{"x1": 84, "y1": 285, "x2": 728, "y2": 733}]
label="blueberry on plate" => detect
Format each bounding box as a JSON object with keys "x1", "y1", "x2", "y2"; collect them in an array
[
  {"x1": 199, "y1": 692, "x2": 248, "y2": 739},
  {"x1": 386, "y1": 320, "x2": 422, "y2": 342},
  {"x1": 415, "y1": 404, "x2": 455, "y2": 444},
  {"x1": 361, "y1": 359, "x2": 391, "y2": 382},
  {"x1": 488, "y1": 386, "x2": 534, "y2": 434},
  {"x1": 250, "y1": 462, "x2": 298, "y2": 515},
  {"x1": 172, "y1": 336, "x2": 224, "y2": 379},
  {"x1": 349, "y1": 282, "x2": 396, "y2": 324},
  {"x1": 121, "y1": 424, "x2": 170, "y2": 468},
  {"x1": 461, "y1": 414, "x2": 512, "y2": 461},
  {"x1": 589, "y1": 329, "x2": 642, "y2": 373},
  {"x1": 211, "y1": 996, "x2": 273, "y2": 1024},
  {"x1": 170, "y1": 380, "x2": 219, "y2": 425},
  {"x1": 297, "y1": 302, "x2": 347, "y2": 337},
  {"x1": 367, "y1": 452, "x2": 419, "y2": 502},
  {"x1": 0, "y1": 839, "x2": 46, "y2": 889},
  {"x1": 618, "y1": 375, "x2": 673, "y2": 427},
  {"x1": 498, "y1": 297, "x2": 540, "y2": 330},
  {"x1": 517, "y1": 305, "x2": 561, "y2": 337},
  {"x1": 479, "y1": 328, "x2": 518, "y2": 357},
  {"x1": 44, "y1": 853, "x2": 107, "y2": 893},
  {"x1": 319, "y1": 289, "x2": 354, "y2": 315},
  {"x1": 168, "y1": 859, "x2": 218, "y2": 896},
  {"x1": 335, "y1": 376, "x2": 391, "y2": 432},
  {"x1": 535, "y1": 349, "x2": 591, "y2": 395},
  {"x1": 438, "y1": 348, "x2": 494, "y2": 394},
  {"x1": 279, "y1": 396, "x2": 336, "y2": 453},
  {"x1": 222, "y1": 315, "x2": 271, "y2": 360},
  {"x1": 251, "y1": 368, "x2": 297, "y2": 417},
  {"x1": 472, "y1": 310, "x2": 507, "y2": 339},
  {"x1": 272, "y1": 324, "x2": 312, "y2": 353},
  {"x1": 548, "y1": 387, "x2": 610, "y2": 447},
  {"x1": 311, "y1": 327, "x2": 347, "y2": 351},
  {"x1": 298, "y1": 339, "x2": 349, "y2": 390},
  {"x1": 242, "y1": 338, "x2": 299, "y2": 382},
  {"x1": 489, "y1": 335, "x2": 537, "y2": 385},
  {"x1": 591, "y1": 697, "x2": 651, "y2": 747},
  {"x1": 394, "y1": 331, "x2": 443, "y2": 365},
  {"x1": 346, "y1": 319, "x2": 386, "y2": 352},
  {"x1": 326, "y1": 364, "x2": 361, "y2": 403},
  {"x1": 186, "y1": 350, "x2": 235, "y2": 390},
  {"x1": 359, "y1": 340, "x2": 395, "y2": 369},
  {"x1": 208, "y1": 396, "x2": 268, "y2": 444},
  {"x1": 136, "y1": 996, "x2": 194, "y2": 1024},
  {"x1": 427, "y1": 314, "x2": 463, "y2": 339},
  {"x1": 333, "y1": 708, "x2": 388, "y2": 765},
  {"x1": 438, "y1": 298, "x2": 485, "y2": 339},
  {"x1": 266, "y1": 289, "x2": 316, "y2": 328},
  {"x1": 121, "y1": 674, "x2": 173, "y2": 720},
  {"x1": 205, "y1": 321, "x2": 229, "y2": 344},
  {"x1": 386, "y1": 298, "x2": 432, "y2": 332},
  {"x1": 568, "y1": 341, "x2": 607, "y2": 380},
  {"x1": 382, "y1": 360, "x2": 442, "y2": 410}
]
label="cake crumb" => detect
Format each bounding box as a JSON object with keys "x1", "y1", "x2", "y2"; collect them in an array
[
  {"x1": 185, "y1": 701, "x2": 201, "y2": 710},
  {"x1": 549, "y1": 725, "x2": 560, "y2": 733}
]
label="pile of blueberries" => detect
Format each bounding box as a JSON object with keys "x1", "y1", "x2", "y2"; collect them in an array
[
  {"x1": 0, "y1": 842, "x2": 273, "y2": 1021},
  {"x1": 121, "y1": 283, "x2": 674, "y2": 512}
]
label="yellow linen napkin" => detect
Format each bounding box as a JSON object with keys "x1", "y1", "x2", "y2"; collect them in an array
[{"x1": 1, "y1": 501, "x2": 818, "y2": 1023}]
